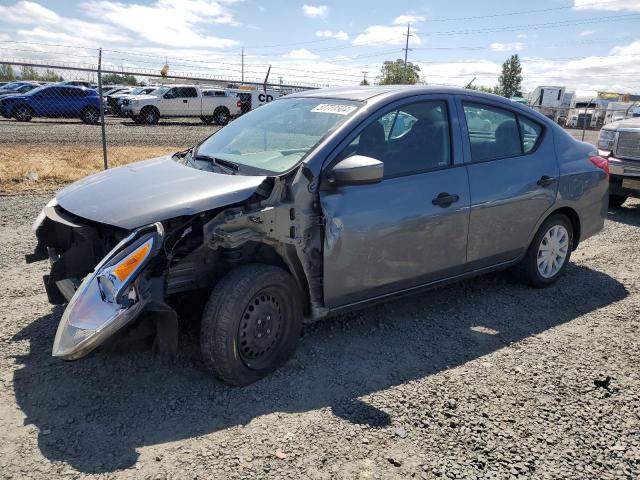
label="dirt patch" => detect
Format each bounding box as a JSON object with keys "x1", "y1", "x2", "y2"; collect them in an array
[{"x1": 0, "y1": 145, "x2": 178, "y2": 194}]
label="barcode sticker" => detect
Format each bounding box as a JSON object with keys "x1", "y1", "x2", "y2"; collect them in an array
[{"x1": 311, "y1": 104, "x2": 357, "y2": 115}]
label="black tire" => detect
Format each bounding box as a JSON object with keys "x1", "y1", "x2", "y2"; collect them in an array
[
  {"x1": 80, "y1": 106, "x2": 100, "y2": 124},
  {"x1": 13, "y1": 104, "x2": 33, "y2": 122},
  {"x1": 213, "y1": 107, "x2": 230, "y2": 126},
  {"x1": 517, "y1": 214, "x2": 573, "y2": 288},
  {"x1": 200, "y1": 264, "x2": 303, "y2": 386},
  {"x1": 132, "y1": 114, "x2": 143, "y2": 123},
  {"x1": 140, "y1": 106, "x2": 160, "y2": 125},
  {"x1": 200, "y1": 116, "x2": 214, "y2": 125},
  {"x1": 609, "y1": 194, "x2": 627, "y2": 208}
]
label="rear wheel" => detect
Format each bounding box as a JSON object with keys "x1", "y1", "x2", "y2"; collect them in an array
[
  {"x1": 200, "y1": 264, "x2": 302, "y2": 386},
  {"x1": 14, "y1": 105, "x2": 33, "y2": 122},
  {"x1": 213, "y1": 107, "x2": 230, "y2": 126},
  {"x1": 80, "y1": 106, "x2": 100, "y2": 124},
  {"x1": 517, "y1": 214, "x2": 573, "y2": 288},
  {"x1": 609, "y1": 194, "x2": 627, "y2": 208}
]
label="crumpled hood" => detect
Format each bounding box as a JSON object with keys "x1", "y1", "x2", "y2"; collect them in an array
[{"x1": 56, "y1": 155, "x2": 267, "y2": 229}]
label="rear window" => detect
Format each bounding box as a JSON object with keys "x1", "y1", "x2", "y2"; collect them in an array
[{"x1": 463, "y1": 102, "x2": 543, "y2": 162}]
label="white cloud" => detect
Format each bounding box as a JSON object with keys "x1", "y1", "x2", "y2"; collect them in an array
[
  {"x1": 0, "y1": 1, "x2": 59, "y2": 24},
  {"x1": 302, "y1": 4, "x2": 329, "y2": 18},
  {"x1": 353, "y1": 25, "x2": 421, "y2": 46},
  {"x1": 0, "y1": 1, "x2": 130, "y2": 45},
  {"x1": 282, "y1": 48, "x2": 319, "y2": 60},
  {"x1": 393, "y1": 14, "x2": 426, "y2": 25},
  {"x1": 82, "y1": 0, "x2": 239, "y2": 48},
  {"x1": 490, "y1": 42, "x2": 525, "y2": 52},
  {"x1": 579, "y1": 30, "x2": 595, "y2": 36},
  {"x1": 517, "y1": 33, "x2": 528, "y2": 39},
  {"x1": 315, "y1": 30, "x2": 349, "y2": 40},
  {"x1": 574, "y1": 0, "x2": 640, "y2": 11}
]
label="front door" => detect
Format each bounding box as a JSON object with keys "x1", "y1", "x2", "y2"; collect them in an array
[
  {"x1": 458, "y1": 97, "x2": 559, "y2": 268},
  {"x1": 320, "y1": 97, "x2": 471, "y2": 308}
]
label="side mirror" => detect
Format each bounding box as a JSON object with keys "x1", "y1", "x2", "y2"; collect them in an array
[{"x1": 327, "y1": 155, "x2": 384, "y2": 186}]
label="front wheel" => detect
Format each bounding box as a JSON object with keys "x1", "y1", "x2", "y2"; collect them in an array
[
  {"x1": 517, "y1": 214, "x2": 573, "y2": 288},
  {"x1": 609, "y1": 194, "x2": 627, "y2": 208},
  {"x1": 14, "y1": 105, "x2": 33, "y2": 122},
  {"x1": 200, "y1": 264, "x2": 303, "y2": 386}
]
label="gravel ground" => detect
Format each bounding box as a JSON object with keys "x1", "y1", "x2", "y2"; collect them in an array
[
  {"x1": 0, "y1": 194, "x2": 638, "y2": 479},
  {"x1": 0, "y1": 116, "x2": 222, "y2": 148},
  {"x1": 0, "y1": 116, "x2": 598, "y2": 149}
]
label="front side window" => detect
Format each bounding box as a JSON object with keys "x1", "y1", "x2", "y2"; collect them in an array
[
  {"x1": 463, "y1": 103, "x2": 522, "y2": 162},
  {"x1": 177, "y1": 87, "x2": 197, "y2": 98},
  {"x1": 337, "y1": 100, "x2": 451, "y2": 178},
  {"x1": 193, "y1": 98, "x2": 360, "y2": 174}
]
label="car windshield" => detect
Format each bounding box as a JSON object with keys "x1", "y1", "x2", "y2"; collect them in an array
[{"x1": 193, "y1": 97, "x2": 361, "y2": 174}]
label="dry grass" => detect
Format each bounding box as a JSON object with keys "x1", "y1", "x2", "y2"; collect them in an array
[{"x1": 0, "y1": 145, "x2": 178, "y2": 194}]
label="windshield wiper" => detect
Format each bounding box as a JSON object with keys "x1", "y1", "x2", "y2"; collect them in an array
[{"x1": 193, "y1": 154, "x2": 239, "y2": 174}]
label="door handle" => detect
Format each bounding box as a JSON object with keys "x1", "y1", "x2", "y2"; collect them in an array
[
  {"x1": 537, "y1": 175, "x2": 557, "y2": 187},
  {"x1": 183, "y1": 99, "x2": 188, "y2": 103},
  {"x1": 432, "y1": 192, "x2": 459, "y2": 207}
]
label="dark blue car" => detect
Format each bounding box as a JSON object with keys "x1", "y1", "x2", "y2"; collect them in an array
[{"x1": 0, "y1": 85, "x2": 101, "y2": 123}]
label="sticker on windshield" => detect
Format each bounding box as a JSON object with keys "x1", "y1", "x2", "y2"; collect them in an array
[{"x1": 311, "y1": 104, "x2": 357, "y2": 115}]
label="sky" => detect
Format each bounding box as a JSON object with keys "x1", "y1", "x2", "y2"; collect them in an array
[{"x1": 0, "y1": 0, "x2": 639, "y2": 95}]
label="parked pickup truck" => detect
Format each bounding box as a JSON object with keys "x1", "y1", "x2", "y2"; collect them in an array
[
  {"x1": 598, "y1": 116, "x2": 640, "y2": 207},
  {"x1": 120, "y1": 85, "x2": 240, "y2": 125}
]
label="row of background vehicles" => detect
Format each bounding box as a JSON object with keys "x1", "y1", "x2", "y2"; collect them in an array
[{"x1": 0, "y1": 79, "x2": 281, "y2": 124}]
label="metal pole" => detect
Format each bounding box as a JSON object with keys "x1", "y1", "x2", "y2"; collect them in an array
[
  {"x1": 97, "y1": 48, "x2": 108, "y2": 170},
  {"x1": 241, "y1": 48, "x2": 244, "y2": 83},
  {"x1": 403, "y1": 23, "x2": 410, "y2": 84}
]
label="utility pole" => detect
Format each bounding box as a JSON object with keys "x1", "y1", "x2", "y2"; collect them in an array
[
  {"x1": 361, "y1": 71, "x2": 368, "y2": 85},
  {"x1": 403, "y1": 23, "x2": 412, "y2": 84},
  {"x1": 241, "y1": 48, "x2": 244, "y2": 83}
]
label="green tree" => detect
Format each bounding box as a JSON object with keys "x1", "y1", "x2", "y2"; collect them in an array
[
  {"x1": 466, "y1": 84, "x2": 500, "y2": 94},
  {"x1": 360, "y1": 78, "x2": 370, "y2": 86},
  {"x1": 0, "y1": 64, "x2": 16, "y2": 81},
  {"x1": 101, "y1": 73, "x2": 138, "y2": 86},
  {"x1": 41, "y1": 69, "x2": 64, "y2": 82},
  {"x1": 20, "y1": 65, "x2": 40, "y2": 80},
  {"x1": 497, "y1": 54, "x2": 522, "y2": 98},
  {"x1": 378, "y1": 59, "x2": 421, "y2": 85}
]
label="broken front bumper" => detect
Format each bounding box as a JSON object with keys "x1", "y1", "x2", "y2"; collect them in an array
[
  {"x1": 29, "y1": 200, "x2": 165, "y2": 359},
  {"x1": 52, "y1": 222, "x2": 164, "y2": 359}
]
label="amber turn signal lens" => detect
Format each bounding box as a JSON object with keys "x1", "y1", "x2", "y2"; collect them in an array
[{"x1": 113, "y1": 242, "x2": 151, "y2": 282}]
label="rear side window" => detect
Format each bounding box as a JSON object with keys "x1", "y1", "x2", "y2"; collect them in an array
[
  {"x1": 519, "y1": 116, "x2": 542, "y2": 153},
  {"x1": 463, "y1": 103, "x2": 522, "y2": 162}
]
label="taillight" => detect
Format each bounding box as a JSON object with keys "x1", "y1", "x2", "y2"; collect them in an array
[
  {"x1": 589, "y1": 155, "x2": 609, "y2": 175},
  {"x1": 236, "y1": 100, "x2": 242, "y2": 108}
]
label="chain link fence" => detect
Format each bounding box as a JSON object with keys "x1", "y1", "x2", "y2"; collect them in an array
[{"x1": 0, "y1": 61, "x2": 316, "y2": 193}]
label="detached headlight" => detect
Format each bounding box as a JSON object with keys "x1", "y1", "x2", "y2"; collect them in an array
[
  {"x1": 598, "y1": 129, "x2": 616, "y2": 151},
  {"x1": 52, "y1": 223, "x2": 163, "y2": 359}
]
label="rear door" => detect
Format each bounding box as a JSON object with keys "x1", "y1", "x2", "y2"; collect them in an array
[
  {"x1": 177, "y1": 86, "x2": 199, "y2": 115},
  {"x1": 320, "y1": 96, "x2": 471, "y2": 307},
  {"x1": 457, "y1": 96, "x2": 559, "y2": 268}
]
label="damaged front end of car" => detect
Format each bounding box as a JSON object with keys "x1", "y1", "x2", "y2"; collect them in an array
[{"x1": 28, "y1": 201, "x2": 166, "y2": 359}]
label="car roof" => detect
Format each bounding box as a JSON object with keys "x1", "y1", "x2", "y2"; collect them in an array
[
  {"x1": 287, "y1": 85, "x2": 554, "y2": 124},
  {"x1": 287, "y1": 85, "x2": 506, "y2": 102}
]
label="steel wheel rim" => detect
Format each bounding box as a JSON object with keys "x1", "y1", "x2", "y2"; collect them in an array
[
  {"x1": 537, "y1": 224, "x2": 569, "y2": 278},
  {"x1": 17, "y1": 107, "x2": 29, "y2": 120},
  {"x1": 237, "y1": 288, "x2": 285, "y2": 370}
]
